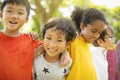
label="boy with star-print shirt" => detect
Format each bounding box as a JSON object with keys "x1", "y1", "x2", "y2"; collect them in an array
[{"x1": 33, "y1": 17, "x2": 76, "y2": 80}]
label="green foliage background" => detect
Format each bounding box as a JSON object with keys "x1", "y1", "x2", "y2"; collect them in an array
[{"x1": 0, "y1": 0, "x2": 120, "y2": 42}]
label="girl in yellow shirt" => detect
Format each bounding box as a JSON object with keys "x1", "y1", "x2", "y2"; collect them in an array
[{"x1": 66, "y1": 7, "x2": 106, "y2": 80}]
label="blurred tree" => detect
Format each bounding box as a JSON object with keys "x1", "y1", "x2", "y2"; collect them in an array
[
  {"x1": 29, "y1": 0, "x2": 92, "y2": 38},
  {"x1": 111, "y1": 7, "x2": 120, "y2": 41},
  {"x1": 0, "y1": 0, "x2": 120, "y2": 41},
  {"x1": 29, "y1": 0, "x2": 63, "y2": 38},
  {"x1": 98, "y1": 7, "x2": 120, "y2": 41}
]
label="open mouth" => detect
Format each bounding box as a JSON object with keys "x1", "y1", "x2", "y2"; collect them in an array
[
  {"x1": 9, "y1": 21, "x2": 17, "y2": 24},
  {"x1": 48, "y1": 48, "x2": 57, "y2": 53}
]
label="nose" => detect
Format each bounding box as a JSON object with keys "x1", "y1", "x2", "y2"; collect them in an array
[
  {"x1": 93, "y1": 33, "x2": 100, "y2": 39},
  {"x1": 11, "y1": 13, "x2": 18, "y2": 19},
  {"x1": 49, "y1": 41, "x2": 57, "y2": 48}
]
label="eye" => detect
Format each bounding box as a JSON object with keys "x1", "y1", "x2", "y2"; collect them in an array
[
  {"x1": 6, "y1": 10, "x2": 12, "y2": 13},
  {"x1": 46, "y1": 37, "x2": 51, "y2": 40},
  {"x1": 18, "y1": 12, "x2": 24, "y2": 15},
  {"x1": 91, "y1": 30, "x2": 97, "y2": 33},
  {"x1": 57, "y1": 39, "x2": 63, "y2": 42}
]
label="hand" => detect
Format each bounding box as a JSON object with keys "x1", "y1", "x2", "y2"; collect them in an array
[
  {"x1": 34, "y1": 44, "x2": 44, "y2": 58},
  {"x1": 60, "y1": 50, "x2": 71, "y2": 67},
  {"x1": 28, "y1": 32, "x2": 39, "y2": 41}
]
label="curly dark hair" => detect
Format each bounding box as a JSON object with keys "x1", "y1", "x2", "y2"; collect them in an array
[
  {"x1": 42, "y1": 17, "x2": 76, "y2": 42},
  {"x1": 71, "y1": 7, "x2": 106, "y2": 33}
]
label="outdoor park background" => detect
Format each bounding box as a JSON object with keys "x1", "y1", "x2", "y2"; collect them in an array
[{"x1": 0, "y1": 0, "x2": 120, "y2": 42}]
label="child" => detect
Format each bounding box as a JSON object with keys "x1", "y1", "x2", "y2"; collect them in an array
[
  {"x1": 116, "y1": 40, "x2": 120, "y2": 79},
  {"x1": 116, "y1": 40, "x2": 120, "y2": 69},
  {"x1": 0, "y1": 0, "x2": 42, "y2": 80},
  {"x1": 33, "y1": 17, "x2": 76, "y2": 80},
  {"x1": 105, "y1": 24, "x2": 119, "y2": 80},
  {"x1": 0, "y1": 0, "x2": 69, "y2": 80},
  {"x1": 65, "y1": 7, "x2": 106, "y2": 80},
  {"x1": 90, "y1": 24, "x2": 117, "y2": 80}
]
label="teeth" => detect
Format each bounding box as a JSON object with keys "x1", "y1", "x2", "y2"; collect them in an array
[
  {"x1": 48, "y1": 48, "x2": 56, "y2": 52},
  {"x1": 9, "y1": 21, "x2": 17, "y2": 24}
]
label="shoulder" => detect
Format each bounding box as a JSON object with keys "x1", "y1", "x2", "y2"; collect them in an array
[
  {"x1": 21, "y1": 33, "x2": 42, "y2": 43},
  {"x1": 64, "y1": 58, "x2": 72, "y2": 69},
  {"x1": 21, "y1": 33, "x2": 31, "y2": 38}
]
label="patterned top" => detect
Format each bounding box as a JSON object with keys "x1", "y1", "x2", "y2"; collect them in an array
[{"x1": 33, "y1": 54, "x2": 72, "y2": 80}]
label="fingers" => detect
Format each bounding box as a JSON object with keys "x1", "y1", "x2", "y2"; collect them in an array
[
  {"x1": 34, "y1": 44, "x2": 44, "y2": 58},
  {"x1": 60, "y1": 51, "x2": 70, "y2": 67},
  {"x1": 28, "y1": 32, "x2": 39, "y2": 40},
  {"x1": 60, "y1": 56, "x2": 66, "y2": 67}
]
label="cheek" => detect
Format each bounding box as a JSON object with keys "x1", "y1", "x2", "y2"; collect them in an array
[
  {"x1": 20, "y1": 18, "x2": 28, "y2": 23},
  {"x1": 43, "y1": 41, "x2": 48, "y2": 48},
  {"x1": 108, "y1": 41, "x2": 114, "y2": 45},
  {"x1": 58, "y1": 43, "x2": 66, "y2": 50}
]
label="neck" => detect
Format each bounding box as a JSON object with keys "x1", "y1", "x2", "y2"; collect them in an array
[
  {"x1": 43, "y1": 53, "x2": 60, "y2": 63},
  {"x1": 2, "y1": 29, "x2": 20, "y2": 37}
]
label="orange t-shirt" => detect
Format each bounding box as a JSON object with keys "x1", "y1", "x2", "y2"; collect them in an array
[{"x1": 0, "y1": 32, "x2": 42, "y2": 80}]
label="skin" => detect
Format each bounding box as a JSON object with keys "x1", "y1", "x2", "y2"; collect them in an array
[
  {"x1": 0, "y1": 3, "x2": 70, "y2": 67},
  {"x1": 80, "y1": 20, "x2": 105, "y2": 43},
  {"x1": 98, "y1": 28, "x2": 115, "y2": 49},
  {"x1": 43, "y1": 27, "x2": 69, "y2": 63},
  {"x1": 0, "y1": 3, "x2": 28, "y2": 37}
]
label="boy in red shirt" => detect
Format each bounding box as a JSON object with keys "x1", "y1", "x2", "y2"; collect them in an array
[
  {"x1": 0, "y1": 0, "x2": 69, "y2": 80},
  {"x1": 0, "y1": 0, "x2": 42, "y2": 80}
]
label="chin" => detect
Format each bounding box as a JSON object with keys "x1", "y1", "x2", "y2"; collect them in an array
[{"x1": 86, "y1": 39, "x2": 92, "y2": 43}]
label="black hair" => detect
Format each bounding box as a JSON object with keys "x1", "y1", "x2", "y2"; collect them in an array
[
  {"x1": 93, "y1": 24, "x2": 114, "y2": 46},
  {"x1": 1, "y1": 0, "x2": 30, "y2": 17},
  {"x1": 42, "y1": 17, "x2": 76, "y2": 42},
  {"x1": 71, "y1": 7, "x2": 106, "y2": 33}
]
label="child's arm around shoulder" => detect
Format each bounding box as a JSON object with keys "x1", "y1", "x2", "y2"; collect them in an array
[
  {"x1": 26, "y1": 31, "x2": 44, "y2": 58},
  {"x1": 60, "y1": 50, "x2": 72, "y2": 67},
  {"x1": 34, "y1": 44, "x2": 44, "y2": 58}
]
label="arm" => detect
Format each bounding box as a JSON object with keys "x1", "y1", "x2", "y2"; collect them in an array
[
  {"x1": 28, "y1": 32, "x2": 39, "y2": 41},
  {"x1": 60, "y1": 50, "x2": 71, "y2": 67},
  {"x1": 63, "y1": 58, "x2": 72, "y2": 79},
  {"x1": 34, "y1": 44, "x2": 44, "y2": 58},
  {"x1": 27, "y1": 32, "x2": 44, "y2": 58}
]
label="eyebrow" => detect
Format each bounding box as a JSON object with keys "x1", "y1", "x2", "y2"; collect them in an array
[{"x1": 6, "y1": 6, "x2": 25, "y2": 12}]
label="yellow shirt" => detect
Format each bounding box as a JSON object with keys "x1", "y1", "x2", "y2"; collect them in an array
[{"x1": 66, "y1": 36, "x2": 96, "y2": 80}]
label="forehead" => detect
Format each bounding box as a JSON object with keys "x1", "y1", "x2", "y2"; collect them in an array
[
  {"x1": 87, "y1": 20, "x2": 105, "y2": 31},
  {"x1": 45, "y1": 27, "x2": 65, "y2": 37},
  {"x1": 4, "y1": 3, "x2": 26, "y2": 10}
]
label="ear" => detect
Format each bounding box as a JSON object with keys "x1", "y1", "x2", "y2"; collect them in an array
[
  {"x1": 25, "y1": 18, "x2": 29, "y2": 23},
  {"x1": 97, "y1": 39, "x2": 104, "y2": 46},
  {"x1": 80, "y1": 23, "x2": 85, "y2": 30}
]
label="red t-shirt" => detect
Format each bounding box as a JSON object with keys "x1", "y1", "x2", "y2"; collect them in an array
[{"x1": 0, "y1": 32, "x2": 42, "y2": 80}]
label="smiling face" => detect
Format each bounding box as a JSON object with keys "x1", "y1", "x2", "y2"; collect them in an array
[
  {"x1": 81, "y1": 20, "x2": 105, "y2": 43},
  {"x1": 0, "y1": 3, "x2": 28, "y2": 34},
  {"x1": 43, "y1": 27, "x2": 67, "y2": 62},
  {"x1": 103, "y1": 27, "x2": 115, "y2": 49}
]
